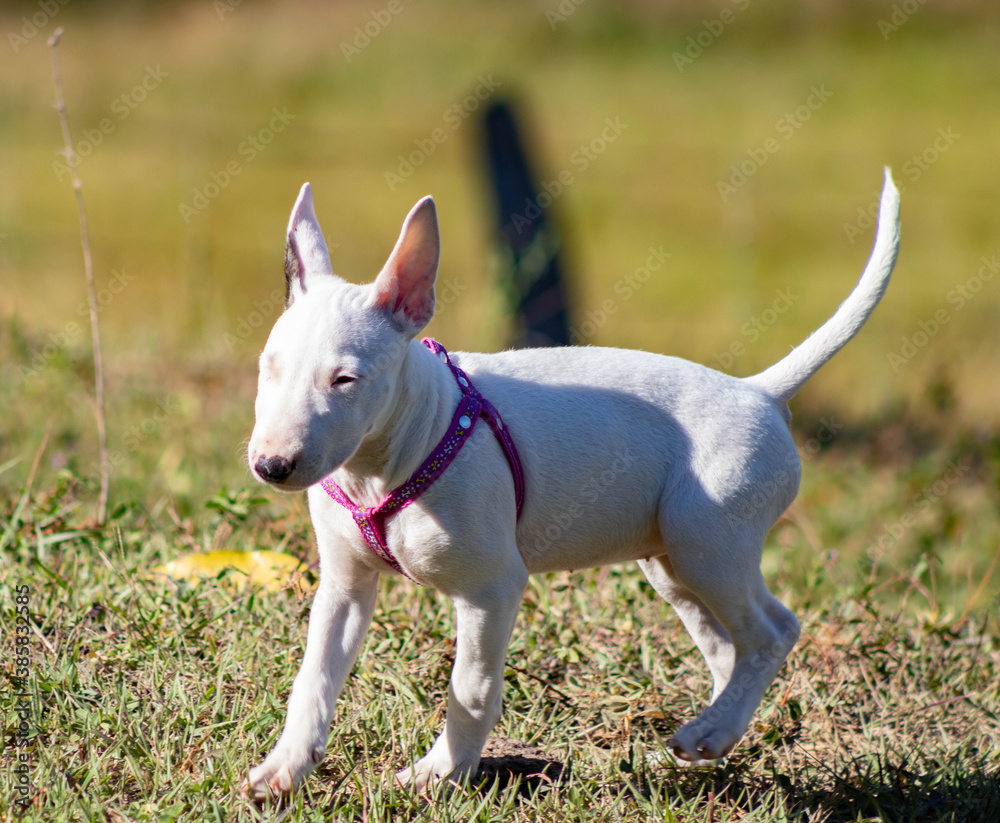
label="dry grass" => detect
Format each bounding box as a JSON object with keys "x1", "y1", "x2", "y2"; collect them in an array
[{"x1": 2, "y1": 464, "x2": 998, "y2": 821}]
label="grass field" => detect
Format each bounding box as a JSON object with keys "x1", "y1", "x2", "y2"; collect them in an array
[{"x1": 3, "y1": 1, "x2": 1000, "y2": 820}]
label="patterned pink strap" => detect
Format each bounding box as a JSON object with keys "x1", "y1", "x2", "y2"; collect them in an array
[
  {"x1": 321, "y1": 338, "x2": 525, "y2": 583},
  {"x1": 421, "y1": 338, "x2": 525, "y2": 518}
]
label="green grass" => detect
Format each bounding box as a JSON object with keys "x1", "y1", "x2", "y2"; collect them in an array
[
  {"x1": 2, "y1": 473, "x2": 999, "y2": 821},
  {"x1": 3, "y1": 1, "x2": 1000, "y2": 819}
]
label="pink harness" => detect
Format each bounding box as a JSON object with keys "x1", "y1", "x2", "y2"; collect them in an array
[{"x1": 320, "y1": 338, "x2": 525, "y2": 583}]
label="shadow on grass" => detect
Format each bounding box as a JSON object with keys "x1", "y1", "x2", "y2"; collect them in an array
[
  {"x1": 473, "y1": 737, "x2": 568, "y2": 797},
  {"x1": 629, "y1": 748, "x2": 1000, "y2": 822}
]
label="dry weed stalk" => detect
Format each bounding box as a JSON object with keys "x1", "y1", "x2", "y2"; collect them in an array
[{"x1": 48, "y1": 27, "x2": 109, "y2": 525}]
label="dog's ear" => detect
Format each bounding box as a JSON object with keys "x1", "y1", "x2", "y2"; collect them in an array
[
  {"x1": 285, "y1": 183, "x2": 340, "y2": 307},
  {"x1": 371, "y1": 196, "x2": 440, "y2": 335}
]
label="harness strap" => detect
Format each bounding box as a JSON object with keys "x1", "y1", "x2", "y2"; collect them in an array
[{"x1": 320, "y1": 338, "x2": 525, "y2": 583}]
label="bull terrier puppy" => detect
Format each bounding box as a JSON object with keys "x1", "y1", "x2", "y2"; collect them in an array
[{"x1": 245, "y1": 170, "x2": 900, "y2": 797}]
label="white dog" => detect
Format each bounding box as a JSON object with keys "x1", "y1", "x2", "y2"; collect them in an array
[{"x1": 245, "y1": 171, "x2": 900, "y2": 798}]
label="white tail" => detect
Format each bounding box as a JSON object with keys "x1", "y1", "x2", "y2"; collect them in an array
[{"x1": 746, "y1": 169, "x2": 901, "y2": 403}]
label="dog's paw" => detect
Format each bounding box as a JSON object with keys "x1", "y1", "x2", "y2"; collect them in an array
[
  {"x1": 669, "y1": 720, "x2": 735, "y2": 766},
  {"x1": 243, "y1": 744, "x2": 326, "y2": 801},
  {"x1": 669, "y1": 749, "x2": 725, "y2": 768},
  {"x1": 395, "y1": 736, "x2": 479, "y2": 793}
]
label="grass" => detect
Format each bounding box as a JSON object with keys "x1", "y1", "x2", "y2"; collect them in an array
[
  {"x1": 2, "y1": 469, "x2": 999, "y2": 821},
  {"x1": 3, "y1": 1, "x2": 1000, "y2": 819}
]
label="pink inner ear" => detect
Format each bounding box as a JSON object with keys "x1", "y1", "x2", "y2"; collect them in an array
[
  {"x1": 375, "y1": 271, "x2": 402, "y2": 313},
  {"x1": 399, "y1": 287, "x2": 435, "y2": 325},
  {"x1": 374, "y1": 198, "x2": 439, "y2": 331},
  {"x1": 378, "y1": 264, "x2": 434, "y2": 326}
]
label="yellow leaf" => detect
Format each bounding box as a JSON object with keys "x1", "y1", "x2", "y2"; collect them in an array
[{"x1": 153, "y1": 550, "x2": 311, "y2": 593}]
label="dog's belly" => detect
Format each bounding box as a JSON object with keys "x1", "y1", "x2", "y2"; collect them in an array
[{"x1": 518, "y1": 514, "x2": 665, "y2": 574}]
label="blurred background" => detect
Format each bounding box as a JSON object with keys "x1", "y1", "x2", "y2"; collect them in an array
[{"x1": 2, "y1": 0, "x2": 999, "y2": 605}]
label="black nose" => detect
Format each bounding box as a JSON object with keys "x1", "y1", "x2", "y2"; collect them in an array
[{"x1": 255, "y1": 455, "x2": 295, "y2": 484}]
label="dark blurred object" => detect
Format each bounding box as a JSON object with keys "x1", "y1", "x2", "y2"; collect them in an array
[{"x1": 481, "y1": 99, "x2": 571, "y2": 348}]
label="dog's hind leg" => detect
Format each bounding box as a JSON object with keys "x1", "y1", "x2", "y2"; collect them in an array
[
  {"x1": 638, "y1": 555, "x2": 735, "y2": 704},
  {"x1": 640, "y1": 542, "x2": 799, "y2": 764}
]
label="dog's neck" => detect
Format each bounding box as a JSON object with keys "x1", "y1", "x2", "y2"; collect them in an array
[{"x1": 331, "y1": 339, "x2": 458, "y2": 507}]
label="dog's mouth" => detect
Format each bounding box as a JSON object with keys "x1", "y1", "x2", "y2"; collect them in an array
[
  {"x1": 253, "y1": 473, "x2": 314, "y2": 493},
  {"x1": 260, "y1": 479, "x2": 311, "y2": 493}
]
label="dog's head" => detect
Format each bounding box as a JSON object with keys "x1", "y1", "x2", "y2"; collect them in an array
[{"x1": 248, "y1": 184, "x2": 440, "y2": 490}]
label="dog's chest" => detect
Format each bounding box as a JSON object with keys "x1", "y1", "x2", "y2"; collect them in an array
[{"x1": 310, "y1": 487, "x2": 451, "y2": 576}]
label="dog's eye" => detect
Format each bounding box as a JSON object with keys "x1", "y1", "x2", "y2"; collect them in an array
[{"x1": 331, "y1": 375, "x2": 356, "y2": 386}]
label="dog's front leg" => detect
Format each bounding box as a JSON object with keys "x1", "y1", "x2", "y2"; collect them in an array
[
  {"x1": 397, "y1": 561, "x2": 528, "y2": 791},
  {"x1": 246, "y1": 569, "x2": 378, "y2": 799}
]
